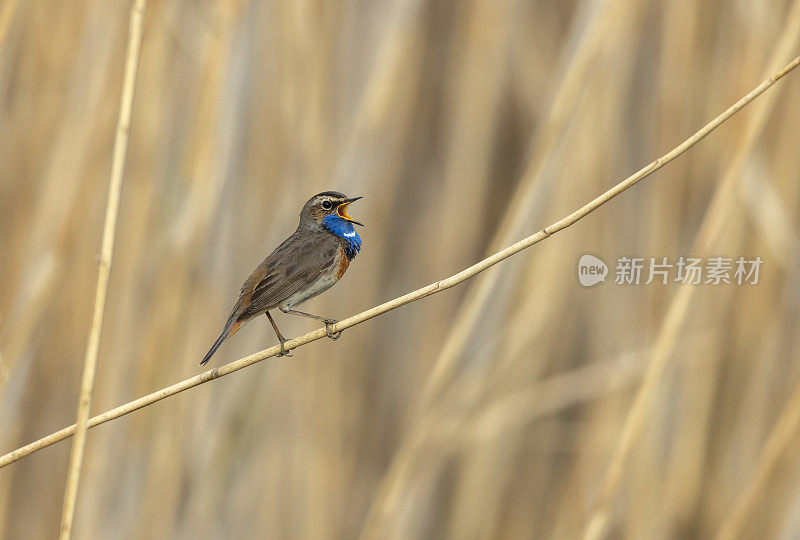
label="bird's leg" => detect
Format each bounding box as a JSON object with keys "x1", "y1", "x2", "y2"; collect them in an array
[
  {"x1": 279, "y1": 307, "x2": 343, "y2": 340},
  {"x1": 266, "y1": 311, "x2": 292, "y2": 356}
]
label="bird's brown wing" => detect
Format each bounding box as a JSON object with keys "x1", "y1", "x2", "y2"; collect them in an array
[{"x1": 231, "y1": 229, "x2": 340, "y2": 321}]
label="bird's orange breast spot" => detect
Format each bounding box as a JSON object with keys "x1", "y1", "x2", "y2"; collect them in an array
[{"x1": 336, "y1": 246, "x2": 350, "y2": 279}]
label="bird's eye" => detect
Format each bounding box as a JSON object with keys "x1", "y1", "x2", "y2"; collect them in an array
[{"x1": 322, "y1": 200, "x2": 332, "y2": 210}]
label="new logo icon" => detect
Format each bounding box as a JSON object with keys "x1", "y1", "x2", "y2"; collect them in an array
[{"x1": 578, "y1": 254, "x2": 608, "y2": 287}]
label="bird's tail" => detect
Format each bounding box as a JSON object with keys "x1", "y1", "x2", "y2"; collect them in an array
[{"x1": 200, "y1": 320, "x2": 242, "y2": 366}]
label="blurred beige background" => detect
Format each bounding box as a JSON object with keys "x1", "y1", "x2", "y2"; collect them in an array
[{"x1": 1, "y1": 0, "x2": 800, "y2": 538}]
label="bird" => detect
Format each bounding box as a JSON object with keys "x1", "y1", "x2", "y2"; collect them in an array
[{"x1": 200, "y1": 191, "x2": 363, "y2": 365}]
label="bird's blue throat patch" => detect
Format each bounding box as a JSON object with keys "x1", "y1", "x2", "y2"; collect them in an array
[{"x1": 322, "y1": 215, "x2": 362, "y2": 260}]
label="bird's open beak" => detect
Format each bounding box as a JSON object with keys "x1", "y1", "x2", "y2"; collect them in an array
[{"x1": 336, "y1": 197, "x2": 364, "y2": 226}]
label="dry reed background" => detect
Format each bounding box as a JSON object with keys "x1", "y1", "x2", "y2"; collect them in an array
[{"x1": 1, "y1": 0, "x2": 800, "y2": 539}]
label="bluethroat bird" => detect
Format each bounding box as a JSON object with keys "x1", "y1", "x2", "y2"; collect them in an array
[{"x1": 200, "y1": 191, "x2": 363, "y2": 365}]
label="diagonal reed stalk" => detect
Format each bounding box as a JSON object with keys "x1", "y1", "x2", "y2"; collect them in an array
[
  {"x1": 413, "y1": 0, "x2": 624, "y2": 417},
  {"x1": 58, "y1": 1, "x2": 147, "y2": 539},
  {"x1": 581, "y1": 3, "x2": 800, "y2": 538},
  {"x1": 714, "y1": 369, "x2": 800, "y2": 539},
  {"x1": 0, "y1": 52, "x2": 797, "y2": 473}
]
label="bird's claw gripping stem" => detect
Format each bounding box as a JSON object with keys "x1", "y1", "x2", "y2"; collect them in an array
[
  {"x1": 277, "y1": 337, "x2": 293, "y2": 357},
  {"x1": 323, "y1": 319, "x2": 343, "y2": 340}
]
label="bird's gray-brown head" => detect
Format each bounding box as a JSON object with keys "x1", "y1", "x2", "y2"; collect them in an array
[
  {"x1": 299, "y1": 191, "x2": 364, "y2": 230},
  {"x1": 299, "y1": 191, "x2": 364, "y2": 260}
]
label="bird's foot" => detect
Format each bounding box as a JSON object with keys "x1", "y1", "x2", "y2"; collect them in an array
[
  {"x1": 277, "y1": 337, "x2": 293, "y2": 357},
  {"x1": 323, "y1": 319, "x2": 343, "y2": 340}
]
